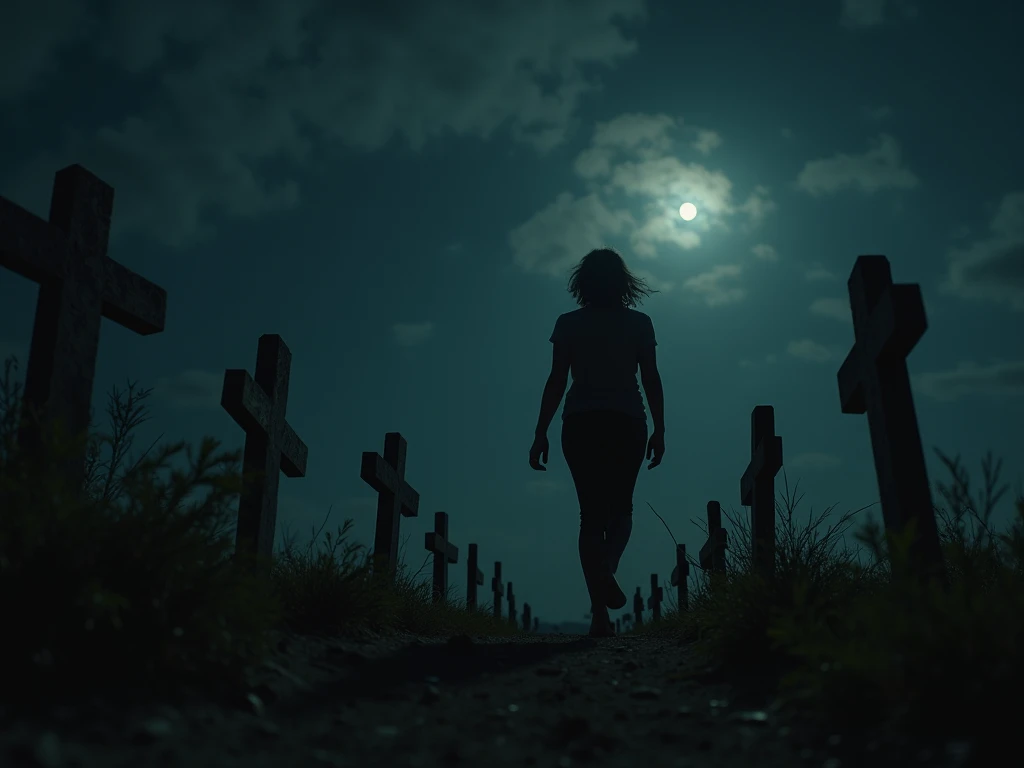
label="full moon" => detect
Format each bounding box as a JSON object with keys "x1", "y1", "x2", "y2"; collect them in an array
[{"x1": 679, "y1": 202, "x2": 697, "y2": 221}]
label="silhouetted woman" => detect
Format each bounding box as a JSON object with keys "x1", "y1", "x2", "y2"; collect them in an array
[{"x1": 529, "y1": 248, "x2": 665, "y2": 637}]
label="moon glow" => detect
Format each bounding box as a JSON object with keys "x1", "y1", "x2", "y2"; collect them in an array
[{"x1": 679, "y1": 202, "x2": 697, "y2": 221}]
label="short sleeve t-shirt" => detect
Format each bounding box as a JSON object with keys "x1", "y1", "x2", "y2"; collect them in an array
[{"x1": 549, "y1": 306, "x2": 657, "y2": 423}]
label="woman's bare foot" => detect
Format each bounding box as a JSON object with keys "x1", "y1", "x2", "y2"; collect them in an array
[{"x1": 588, "y1": 611, "x2": 615, "y2": 637}]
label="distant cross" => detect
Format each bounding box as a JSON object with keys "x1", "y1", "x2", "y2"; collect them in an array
[
  {"x1": 506, "y1": 582, "x2": 517, "y2": 626},
  {"x1": 633, "y1": 586, "x2": 644, "y2": 626},
  {"x1": 699, "y1": 500, "x2": 728, "y2": 575},
  {"x1": 533, "y1": 616, "x2": 539, "y2": 633},
  {"x1": 0, "y1": 164, "x2": 166, "y2": 486},
  {"x1": 522, "y1": 602, "x2": 532, "y2": 633},
  {"x1": 466, "y1": 542, "x2": 485, "y2": 610},
  {"x1": 837, "y1": 255, "x2": 944, "y2": 583},
  {"x1": 740, "y1": 406, "x2": 783, "y2": 577},
  {"x1": 647, "y1": 574, "x2": 663, "y2": 622},
  {"x1": 360, "y1": 432, "x2": 420, "y2": 579},
  {"x1": 221, "y1": 334, "x2": 308, "y2": 561},
  {"x1": 670, "y1": 543, "x2": 689, "y2": 611},
  {"x1": 491, "y1": 562, "x2": 505, "y2": 619},
  {"x1": 424, "y1": 511, "x2": 459, "y2": 603}
]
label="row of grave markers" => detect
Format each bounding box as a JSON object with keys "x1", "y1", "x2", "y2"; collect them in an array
[
  {"x1": 2, "y1": 164, "x2": 949, "y2": 635},
  {"x1": 0, "y1": 165, "x2": 541, "y2": 631}
]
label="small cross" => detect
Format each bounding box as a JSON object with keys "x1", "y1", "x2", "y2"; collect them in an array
[
  {"x1": 670, "y1": 543, "x2": 689, "y2": 611},
  {"x1": 222, "y1": 334, "x2": 308, "y2": 561},
  {"x1": 699, "y1": 500, "x2": 728, "y2": 575},
  {"x1": 360, "y1": 432, "x2": 420, "y2": 578},
  {"x1": 491, "y1": 562, "x2": 505, "y2": 619},
  {"x1": 466, "y1": 543, "x2": 485, "y2": 611},
  {"x1": 633, "y1": 586, "x2": 644, "y2": 626},
  {"x1": 424, "y1": 511, "x2": 459, "y2": 603},
  {"x1": 647, "y1": 573, "x2": 663, "y2": 622},
  {"x1": 506, "y1": 582, "x2": 517, "y2": 626},
  {"x1": 739, "y1": 406, "x2": 783, "y2": 576}
]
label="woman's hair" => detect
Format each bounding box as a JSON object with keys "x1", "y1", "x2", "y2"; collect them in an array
[{"x1": 567, "y1": 248, "x2": 657, "y2": 308}]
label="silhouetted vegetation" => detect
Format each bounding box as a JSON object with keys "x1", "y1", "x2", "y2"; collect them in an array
[
  {"x1": 637, "y1": 462, "x2": 1022, "y2": 762},
  {"x1": 0, "y1": 356, "x2": 519, "y2": 706}
]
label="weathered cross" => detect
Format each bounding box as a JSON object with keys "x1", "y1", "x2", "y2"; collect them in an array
[
  {"x1": 699, "y1": 500, "x2": 728, "y2": 575},
  {"x1": 533, "y1": 616, "x2": 539, "y2": 633},
  {"x1": 424, "y1": 511, "x2": 459, "y2": 603},
  {"x1": 222, "y1": 334, "x2": 308, "y2": 561},
  {"x1": 670, "y1": 543, "x2": 689, "y2": 611},
  {"x1": 647, "y1": 573, "x2": 663, "y2": 622},
  {"x1": 466, "y1": 542, "x2": 485, "y2": 610},
  {"x1": 522, "y1": 602, "x2": 532, "y2": 632},
  {"x1": 740, "y1": 406, "x2": 783, "y2": 577},
  {"x1": 837, "y1": 255, "x2": 944, "y2": 583},
  {"x1": 0, "y1": 165, "x2": 166, "y2": 486},
  {"x1": 491, "y1": 561, "x2": 505, "y2": 619},
  {"x1": 360, "y1": 432, "x2": 420, "y2": 579},
  {"x1": 632, "y1": 587, "x2": 644, "y2": 626},
  {"x1": 506, "y1": 582, "x2": 517, "y2": 626}
]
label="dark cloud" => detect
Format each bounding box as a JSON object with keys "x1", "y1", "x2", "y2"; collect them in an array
[{"x1": 1, "y1": 0, "x2": 648, "y2": 246}]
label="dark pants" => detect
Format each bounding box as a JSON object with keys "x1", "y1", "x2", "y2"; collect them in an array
[{"x1": 561, "y1": 410, "x2": 648, "y2": 614}]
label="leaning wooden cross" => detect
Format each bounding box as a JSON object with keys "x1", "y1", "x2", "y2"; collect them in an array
[
  {"x1": 424, "y1": 511, "x2": 459, "y2": 603},
  {"x1": 647, "y1": 574, "x2": 663, "y2": 622},
  {"x1": 360, "y1": 432, "x2": 420, "y2": 579},
  {"x1": 837, "y1": 254, "x2": 944, "y2": 584},
  {"x1": 491, "y1": 561, "x2": 505, "y2": 619},
  {"x1": 670, "y1": 543, "x2": 689, "y2": 611},
  {"x1": 0, "y1": 164, "x2": 166, "y2": 486},
  {"x1": 466, "y1": 542, "x2": 485, "y2": 610},
  {"x1": 699, "y1": 500, "x2": 728, "y2": 575},
  {"x1": 740, "y1": 406, "x2": 783, "y2": 577},
  {"x1": 222, "y1": 334, "x2": 309, "y2": 560}
]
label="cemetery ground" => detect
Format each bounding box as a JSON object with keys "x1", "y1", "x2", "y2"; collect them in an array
[{"x1": 0, "y1": 360, "x2": 1019, "y2": 767}]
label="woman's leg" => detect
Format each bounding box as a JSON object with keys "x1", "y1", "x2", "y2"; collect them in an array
[
  {"x1": 561, "y1": 413, "x2": 612, "y2": 618},
  {"x1": 604, "y1": 416, "x2": 648, "y2": 575}
]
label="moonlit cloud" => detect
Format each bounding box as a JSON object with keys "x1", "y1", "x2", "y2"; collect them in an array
[
  {"x1": 787, "y1": 339, "x2": 834, "y2": 363},
  {"x1": 809, "y1": 297, "x2": 851, "y2": 324},
  {"x1": 915, "y1": 361, "x2": 1024, "y2": 402},
  {"x1": 796, "y1": 134, "x2": 919, "y2": 196}
]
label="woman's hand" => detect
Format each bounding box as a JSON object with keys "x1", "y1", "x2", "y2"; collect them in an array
[
  {"x1": 529, "y1": 433, "x2": 549, "y2": 471},
  {"x1": 646, "y1": 430, "x2": 665, "y2": 470}
]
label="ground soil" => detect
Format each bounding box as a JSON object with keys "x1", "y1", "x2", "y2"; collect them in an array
[{"x1": 0, "y1": 630, "x2": 973, "y2": 768}]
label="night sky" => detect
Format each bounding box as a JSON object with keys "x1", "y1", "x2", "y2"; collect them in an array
[{"x1": 2, "y1": 0, "x2": 1021, "y2": 625}]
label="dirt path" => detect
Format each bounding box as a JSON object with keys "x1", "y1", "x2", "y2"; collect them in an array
[{"x1": 0, "y1": 631, "x2": 954, "y2": 767}]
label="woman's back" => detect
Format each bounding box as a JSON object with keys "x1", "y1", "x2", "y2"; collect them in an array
[{"x1": 550, "y1": 305, "x2": 656, "y2": 423}]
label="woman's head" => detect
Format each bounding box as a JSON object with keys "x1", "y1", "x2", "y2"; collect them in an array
[{"x1": 567, "y1": 248, "x2": 656, "y2": 308}]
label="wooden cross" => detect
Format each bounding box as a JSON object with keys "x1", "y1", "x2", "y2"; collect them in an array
[
  {"x1": 699, "y1": 500, "x2": 728, "y2": 575},
  {"x1": 837, "y1": 255, "x2": 944, "y2": 583},
  {"x1": 360, "y1": 432, "x2": 420, "y2": 579},
  {"x1": 491, "y1": 561, "x2": 505, "y2": 619},
  {"x1": 0, "y1": 165, "x2": 166, "y2": 486},
  {"x1": 740, "y1": 406, "x2": 783, "y2": 576},
  {"x1": 466, "y1": 542, "x2": 485, "y2": 611},
  {"x1": 522, "y1": 602, "x2": 532, "y2": 632},
  {"x1": 647, "y1": 573, "x2": 663, "y2": 622},
  {"x1": 221, "y1": 334, "x2": 308, "y2": 561},
  {"x1": 632, "y1": 587, "x2": 644, "y2": 625},
  {"x1": 533, "y1": 616, "x2": 539, "y2": 633},
  {"x1": 506, "y1": 581, "x2": 517, "y2": 625},
  {"x1": 424, "y1": 511, "x2": 459, "y2": 603},
  {"x1": 670, "y1": 543, "x2": 689, "y2": 611}
]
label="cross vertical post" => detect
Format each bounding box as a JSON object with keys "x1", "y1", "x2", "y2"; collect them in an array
[
  {"x1": 424, "y1": 511, "x2": 459, "y2": 603},
  {"x1": 633, "y1": 587, "x2": 644, "y2": 626},
  {"x1": 671, "y1": 543, "x2": 689, "y2": 611},
  {"x1": 491, "y1": 562, "x2": 504, "y2": 619},
  {"x1": 506, "y1": 582, "x2": 517, "y2": 626},
  {"x1": 740, "y1": 406, "x2": 783, "y2": 577},
  {"x1": 837, "y1": 254, "x2": 944, "y2": 584},
  {"x1": 466, "y1": 542, "x2": 485, "y2": 611},
  {"x1": 647, "y1": 573, "x2": 663, "y2": 622},
  {"x1": 360, "y1": 432, "x2": 420, "y2": 579},
  {"x1": 222, "y1": 334, "x2": 308, "y2": 562},
  {"x1": 699, "y1": 500, "x2": 728, "y2": 575}
]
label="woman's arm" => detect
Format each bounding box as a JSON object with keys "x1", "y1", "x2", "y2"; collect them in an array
[
  {"x1": 534, "y1": 343, "x2": 570, "y2": 436},
  {"x1": 639, "y1": 345, "x2": 664, "y2": 434}
]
